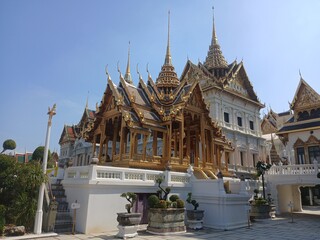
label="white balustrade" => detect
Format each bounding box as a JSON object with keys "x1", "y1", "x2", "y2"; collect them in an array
[
  {"x1": 64, "y1": 165, "x2": 191, "y2": 186},
  {"x1": 267, "y1": 163, "x2": 320, "y2": 176}
]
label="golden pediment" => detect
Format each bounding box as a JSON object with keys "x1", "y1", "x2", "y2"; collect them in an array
[
  {"x1": 226, "y1": 75, "x2": 249, "y2": 98},
  {"x1": 261, "y1": 121, "x2": 277, "y2": 134},
  {"x1": 187, "y1": 92, "x2": 202, "y2": 109},
  {"x1": 106, "y1": 98, "x2": 116, "y2": 111},
  {"x1": 295, "y1": 85, "x2": 320, "y2": 110}
]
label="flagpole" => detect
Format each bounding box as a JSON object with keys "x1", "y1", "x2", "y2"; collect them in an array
[{"x1": 34, "y1": 104, "x2": 56, "y2": 234}]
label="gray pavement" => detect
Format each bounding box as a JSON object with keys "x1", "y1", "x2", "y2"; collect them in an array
[{"x1": 5, "y1": 209, "x2": 320, "y2": 240}]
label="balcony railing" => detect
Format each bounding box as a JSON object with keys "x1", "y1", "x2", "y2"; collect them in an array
[
  {"x1": 228, "y1": 164, "x2": 257, "y2": 174},
  {"x1": 64, "y1": 165, "x2": 191, "y2": 186},
  {"x1": 267, "y1": 163, "x2": 320, "y2": 175}
]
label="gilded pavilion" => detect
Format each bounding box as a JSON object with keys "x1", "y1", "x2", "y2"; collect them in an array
[{"x1": 86, "y1": 14, "x2": 233, "y2": 178}]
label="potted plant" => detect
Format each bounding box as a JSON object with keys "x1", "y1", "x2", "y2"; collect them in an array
[
  {"x1": 116, "y1": 192, "x2": 142, "y2": 238},
  {"x1": 250, "y1": 195, "x2": 275, "y2": 219},
  {"x1": 186, "y1": 192, "x2": 204, "y2": 229},
  {"x1": 250, "y1": 161, "x2": 275, "y2": 219},
  {"x1": 250, "y1": 187, "x2": 275, "y2": 219},
  {"x1": 147, "y1": 175, "x2": 186, "y2": 235},
  {"x1": 256, "y1": 161, "x2": 271, "y2": 199}
]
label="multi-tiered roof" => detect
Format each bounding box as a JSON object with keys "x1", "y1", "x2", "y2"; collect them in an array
[{"x1": 86, "y1": 12, "x2": 233, "y2": 177}]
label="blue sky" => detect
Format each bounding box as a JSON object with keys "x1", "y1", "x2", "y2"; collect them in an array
[{"x1": 1, "y1": 0, "x2": 320, "y2": 153}]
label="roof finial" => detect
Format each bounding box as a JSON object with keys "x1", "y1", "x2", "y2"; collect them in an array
[
  {"x1": 105, "y1": 64, "x2": 111, "y2": 81},
  {"x1": 117, "y1": 61, "x2": 123, "y2": 78},
  {"x1": 124, "y1": 41, "x2": 133, "y2": 84},
  {"x1": 136, "y1": 63, "x2": 142, "y2": 80},
  {"x1": 299, "y1": 69, "x2": 303, "y2": 79},
  {"x1": 85, "y1": 91, "x2": 89, "y2": 109},
  {"x1": 146, "y1": 63, "x2": 151, "y2": 79},
  {"x1": 164, "y1": 10, "x2": 172, "y2": 65},
  {"x1": 212, "y1": 6, "x2": 218, "y2": 45}
]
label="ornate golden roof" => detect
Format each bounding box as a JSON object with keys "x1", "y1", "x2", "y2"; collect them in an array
[
  {"x1": 156, "y1": 11, "x2": 180, "y2": 89},
  {"x1": 203, "y1": 7, "x2": 228, "y2": 71}
]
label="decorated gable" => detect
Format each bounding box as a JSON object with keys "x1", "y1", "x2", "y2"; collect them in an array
[
  {"x1": 291, "y1": 79, "x2": 320, "y2": 111},
  {"x1": 227, "y1": 74, "x2": 249, "y2": 98}
]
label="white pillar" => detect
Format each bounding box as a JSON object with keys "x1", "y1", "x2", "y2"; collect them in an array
[
  {"x1": 34, "y1": 104, "x2": 56, "y2": 234},
  {"x1": 309, "y1": 187, "x2": 313, "y2": 206}
]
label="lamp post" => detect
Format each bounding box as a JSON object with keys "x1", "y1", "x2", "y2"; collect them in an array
[{"x1": 34, "y1": 104, "x2": 56, "y2": 234}]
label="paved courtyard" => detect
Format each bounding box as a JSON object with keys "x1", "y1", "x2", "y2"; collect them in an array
[{"x1": 6, "y1": 209, "x2": 320, "y2": 240}]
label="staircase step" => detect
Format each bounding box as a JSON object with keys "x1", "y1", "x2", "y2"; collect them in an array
[{"x1": 49, "y1": 181, "x2": 74, "y2": 234}]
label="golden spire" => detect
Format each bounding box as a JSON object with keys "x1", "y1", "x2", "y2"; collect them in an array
[
  {"x1": 164, "y1": 11, "x2": 172, "y2": 65},
  {"x1": 156, "y1": 10, "x2": 179, "y2": 90},
  {"x1": 211, "y1": 6, "x2": 218, "y2": 45},
  {"x1": 124, "y1": 41, "x2": 133, "y2": 84},
  {"x1": 204, "y1": 7, "x2": 228, "y2": 71}
]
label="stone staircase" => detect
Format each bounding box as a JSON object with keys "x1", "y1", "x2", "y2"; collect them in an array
[{"x1": 50, "y1": 180, "x2": 73, "y2": 233}]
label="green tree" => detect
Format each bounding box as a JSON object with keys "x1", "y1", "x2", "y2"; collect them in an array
[
  {"x1": 1, "y1": 139, "x2": 16, "y2": 153},
  {"x1": 32, "y1": 146, "x2": 51, "y2": 164},
  {"x1": 0, "y1": 154, "x2": 46, "y2": 231}
]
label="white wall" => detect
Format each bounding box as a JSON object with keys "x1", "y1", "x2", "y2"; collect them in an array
[
  {"x1": 61, "y1": 165, "x2": 253, "y2": 234},
  {"x1": 190, "y1": 178, "x2": 250, "y2": 230},
  {"x1": 62, "y1": 166, "x2": 192, "y2": 233},
  {"x1": 276, "y1": 185, "x2": 302, "y2": 213}
]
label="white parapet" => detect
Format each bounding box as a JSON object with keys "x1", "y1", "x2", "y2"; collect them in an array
[
  {"x1": 61, "y1": 165, "x2": 253, "y2": 234},
  {"x1": 62, "y1": 165, "x2": 191, "y2": 234},
  {"x1": 191, "y1": 178, "x2": 250, "y2": 230}
]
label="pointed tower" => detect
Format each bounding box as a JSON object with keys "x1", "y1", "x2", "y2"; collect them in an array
[
  {"x1": 156, "y1": 11, "x2": 179, "y2": 94},
  {"x1": 269, "y1": 134, "x2": 282, "y2": 165},
  {"x1": 124, "y1": 42, "x2": 133, "y2": 84},
  {"x1": 203, "y1": 7, "x2": 228, "y2": 77}
]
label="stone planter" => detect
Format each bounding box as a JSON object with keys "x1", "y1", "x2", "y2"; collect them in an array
[
  {"x1": 147, "y1": 208, "x2": 186, "y2": 235},
  {"x1": 186, "y1": 210, "x2": 204, "y2": 230},
  {"x1": 250, "y1": 204, "x2": 276, "y2": 219},
  {"x1": 116, "y1": 212, "x2": 142, "y2": 238}
]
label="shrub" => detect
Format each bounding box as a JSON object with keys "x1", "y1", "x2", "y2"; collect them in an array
[
  {"x1": 2, "y1": 139, "x2": 16, "y2": 153},
  {"x1": 155, "y1": 175, "x2": 171, "y2": 200},
  {"x1": 158, "y1": 200, "x2": 168, "y2": 209},
  {"x1": 253, "y1": 198, "x2": 268, "y2": 206},
  {"x1": 120, "y1": 192, "x2": 137, "y2": 213},
  {"x1": 171, "y1": 201, "x2": 177, "y2": 208},
  {"x1": 169, "y1": 194, "x2": 179, "y2": 202},
  {"x1": 0, "y1": 154, "x2": 46, "y2": 231},
  {"x1": 186, "y1": 192, "x2": 199, "y2": 210},
  {"x1": 0, "y1": 205, "x2": 5, "y2": 235},
  {"x1": 176, "y1": 199, "x2": 185, "y2": 208},
  {"x1": 148, "y1": 195, "x2": 160, "y2": 208}
]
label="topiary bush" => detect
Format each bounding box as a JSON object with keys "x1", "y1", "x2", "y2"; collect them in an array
[
  {"x1": 148, "y1": 195, "x2": 160, "y2": 208},
  {"x1": 120, "y1": 192, "x2": 137, "y2": 213},
  {"x1": 169, "y1": 194, "x2": 179, "y2": 202},
  {"x1": 176, "y1": 199, "x2": 185, "y2": 208},
  {"x1": 158, "y1": 200, "x2": 168, "y2": 209},
  {"x1": 149, "y1": 175, "x2": 186, "y2": 209},
  {"x1": 186, "y1": 192, "x2": 199, "y2": 210}
]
